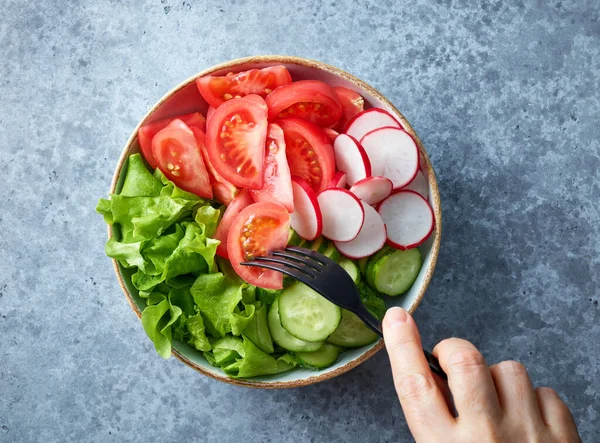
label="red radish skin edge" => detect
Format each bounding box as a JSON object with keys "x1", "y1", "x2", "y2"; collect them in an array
[
  {"x1": 349, "y1": 176, "x2": 393, "y2": 206},
  {"x1": 378, "y1": 190, "x2": 435, "y2": 250},
  {"x1": 290, "y1": 176, "x2": 323, "y2": 241},
  {"x1": 333, "y1": 134, "x2": 372, "y2": 186},
  {"x1": 317, "y1": 188, "x2": 365, "y2": 242},
  {"x1": 336, "y1": 225, "x2": 387, "y2": 260},
  {"x1": 360, "y1": 126, "x2": 419, "y2": 190},
  {"x1": 328, "y1": 171, "x2": 348, "y2": 189},
  {"x1": 344, "y1": 108, "x2": 403, "y2": 138}
]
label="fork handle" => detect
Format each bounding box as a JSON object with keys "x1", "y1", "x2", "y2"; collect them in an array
[{"x1": 355, "y1": 305, "x2": 447, "y2": 381}]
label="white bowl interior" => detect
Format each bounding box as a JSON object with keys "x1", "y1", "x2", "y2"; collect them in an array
[{"x1": 114, "y1": 59, "x2": 440, "y2": 385}]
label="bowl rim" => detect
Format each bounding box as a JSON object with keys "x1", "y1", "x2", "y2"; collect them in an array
[{"x1": 108, "y1": 55, "x2": 442, "y2": 389}]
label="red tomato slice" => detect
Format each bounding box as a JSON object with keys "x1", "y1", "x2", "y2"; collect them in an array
[
  {"x1": 196, "y1": 66, "x2": 292, "y2": 108},
  {"x1": 250, "y1": 124, "x2": 294, "y2": 212},
  {"x1": 213, "y1": 188, "x2": 254, "y2": 258},
  {"x1": 266, "y1": 80, "x2": 342, "y2": 128},
  {"x1": 228, "y1": 202, "x2": 290, "y2": 289},
  {"x1": 333, "y1": 86, "x2": 364, "y2": 132},
  {"x1": 152, "y1": 120, "x2": 212, "y2": 199},
  {"x1": 206, "y1": 95, "x2": 268, "y2": 189},
  {"x1": 138, "y1": 112, "x2": 206, "y2": 169},
  {"x1": 190, "y1": 127, "x2": 238, "y2": 206},
  {"x1": 277, "y1": 117, "x2": 336, "y2": 193}
]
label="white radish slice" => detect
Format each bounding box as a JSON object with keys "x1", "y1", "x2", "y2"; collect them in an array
[
  {"x1": 328, "y1": 171, "x2": 348, "y2": 189},
  {"x1": 333, "y1": 134, "x2": 371, "y2": 186},
  {"x1": 378, "y1": 190, "x2": 434, "y2": 249},
  {"x1": 360, "y1": 127, "x2": 419, "y2": 189},
  {"x1": 317, "y1": 188, "x2": 365, "y2": 242},
  {"x1": 335, "y1": 201, "x2": 387, "y2": 259},
  {"x1": 345, "y1": 108, "x2": 402, "y2": 141},
  {"x1": 349, "y1": 176, "x2": 393, "y2": 205},
  {"x1": 402, "y1": 170, "x2": 429, "y2": 200},
  {"x1": 290, "y1": 176, "x2": 322, "y2": 241}
]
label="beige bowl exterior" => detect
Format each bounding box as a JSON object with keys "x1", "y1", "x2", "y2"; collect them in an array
[{"x1": 108, "y1": 55, "x2": 442, "y2": 389}]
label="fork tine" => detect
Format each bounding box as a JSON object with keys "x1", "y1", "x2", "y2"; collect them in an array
[
  {"x1": 240, "y1": 261, "x2": 314, "y2": 282},
  {"x1": 271, "y1": 250, "x2": 323, "y2": 271},
  {"x1": 253, "y1": 256, "x2": 320, "y2": 277},
  {"x1": 285, "y1": 246, "x2": 333, "y2": 266}
]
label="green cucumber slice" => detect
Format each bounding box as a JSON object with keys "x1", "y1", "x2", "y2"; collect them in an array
[
  {"x1": 287, "y1": 228, "x2": 303, "y2": 246},
  {"x1": 309, "y1": 236, "x2": 326, "y2": 253},
  {"x1": 278, "y1": 282, "x2": 341, "y2": 342},
  {"x1": 295, "y1": 343, "x2": 342, "y2": 369},
  {"x1": 267, "y1": 299, "x2": 324, "y2": 352},
  {"x1": 339, "y1": 257, "x2": 360, "y2": 284},
  {"x1": 358, "y1": 257, "x2": 369, "y2": 275},
  {"x1": 367, "y1": 248, "x2": 422, "y2": 296},
  {"x1": 322, "y1": 242, "x2": 341, "y2": 262},
  {"x1": 326, "y1": 309, "x2": 379, "y2": 347}
]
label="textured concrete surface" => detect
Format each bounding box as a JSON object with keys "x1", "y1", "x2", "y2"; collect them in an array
[{"x1": 1, "y1": 0, "x2": 599, "y2": 441}]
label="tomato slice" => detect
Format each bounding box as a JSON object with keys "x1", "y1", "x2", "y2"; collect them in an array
[
  {"x1": 196, "y1": 66, "x2": 292, "y2": 108},
  {"x1": 228, "y1": 202, "x2": 290, "y2": 289},
  {"x1": 250, "y1": 124, "x2": 294, "y2": 212},
  {"x1": 206, "y1": 95, "x2": 268, "y2": 189},
  {"x1": 152, "y1": 120, "x2": 212, "y2": 199},
  {"x1": 277, "y1": 117, "x2": 335, "y2": 193},
  {"x1": 213, "y1": 188, "x2": 254, "y2": 258},
  {"x1": 323, "y1": 127, "x2": 339, "y2": 142},
  {"x1": 190, "y1": 127, "x2": 238, "y2": 206},
  {"x1": 333, "y1": 86, "x2": 364, "y2": 132},
  {"x1": 266, "y1": 80, "x2": 342, "y2": 128},
  {"x1": 138, "y1": 112, "x2": 206, "y2": 169}
]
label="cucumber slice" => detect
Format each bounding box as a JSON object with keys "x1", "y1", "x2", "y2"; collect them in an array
[
  {"x1": 368, "y1": 248, "x2": 422, "y2": 296},
  {"x1": 322, "y1": 242, "x2": 341, "y2": 262},
  {"x1": 268, "y1": 299, "x2": 324, "y2": 352},
  {"x1": 358, "y1": 256, "x2": 368, "y2": 275},
  {"x1": 339, "y1": 257, "x2": 360, "y2": 284},
  {"x1": 309, "y1": 236, "x2": 326, "y2": 253},
  {"x1": 278, "y1": 282, "x2": 342, "y2": 342},
  {"x1": 295, "y1": 343, "x2": 342, "y2": 369},
  {"x1": 287, "y1": 228, "x2": 303, "y2": 246},
  {"x1": 327, "y1": 309, "x2": 379, "y2": 347}
]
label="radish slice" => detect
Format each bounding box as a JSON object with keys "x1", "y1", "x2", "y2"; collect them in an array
[
  {"x1": 345, "y1": 108, "x2": 402, "y2": 141},
  {"x1": 360, "y1": 127, "x2": 419, "y2": 189},
  {"x1": 378, "y1": 190, "x2": 434, "y2": 249},
  {"x1": 328, "y1": 171, "x2": 348, "y2": 189},
  {"x1": 349, "y1": 176, "x2": 393, "y2": 205},
  {"x1": 335, "y1": 201, "x2": 387, "y2": 259},
  {"x1": 323, "y1": 127, "x2": 339, "y2": 142},
  {"x1": 317, "y1": 188, "x2": 365, "y2": 242},
  {"x1": 290, "y1": 176, "x2": 322, "y2": 241},
  {"x1": 333, "y1": 134, "x2": 371, "y2": 186},
  {"x1": 402, "y1": 170, "x2": 429, "y2": 200}
]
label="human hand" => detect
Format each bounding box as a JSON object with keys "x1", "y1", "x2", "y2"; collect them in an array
[{"x1": 382, "y1": 307, "x2": 581, "y2": 442}]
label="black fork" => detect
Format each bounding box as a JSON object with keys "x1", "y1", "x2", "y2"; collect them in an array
[{"x1": 241, "y1": 246, "x2": 446, "y2": 380}]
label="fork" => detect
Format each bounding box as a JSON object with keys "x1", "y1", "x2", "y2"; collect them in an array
[{"x1": 241, "y1": 245, "x2": 446, "y2": 380}]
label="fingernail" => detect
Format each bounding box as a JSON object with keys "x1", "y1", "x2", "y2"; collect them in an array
[{"x1": 384, "y1": 307, "x2": 408, "y2": 328}]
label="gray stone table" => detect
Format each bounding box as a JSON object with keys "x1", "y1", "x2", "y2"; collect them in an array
[{"x1": 1, "y1": 0, "x2": 598, "y2": 441}]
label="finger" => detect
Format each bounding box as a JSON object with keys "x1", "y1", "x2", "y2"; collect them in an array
[
  {"x1": 383, "y1": 307, "x2": 455, "y2": 438},
  {"x1": 536, "y1": 387, "x2": 582, "y2": 441},
  {"x1": 489, "y1": 361, "x2": 542, "y2": 423},
  {"x1": 432, "y1": 338, "x2": 502, "y2": 421}
]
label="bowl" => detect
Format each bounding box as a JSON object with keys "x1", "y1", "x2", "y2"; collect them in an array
[{"x1": 108, "y1": 55, "x2": 442, "y2": 388}]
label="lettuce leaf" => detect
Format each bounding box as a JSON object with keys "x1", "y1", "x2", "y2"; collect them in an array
[
  {"x1": 190, "y1": 273, "x2": 244, "y2": 338},
  {"x1": 241, "y1": 302, "x2": 274, "y2": 354},
  {"x1": 141, "y1": 293, "x2": 182, "y2": 358},
  {"x1": 222, "y1": 336, "x2": 296, "y2": 378},
  {"x1": 120, "y1": 154, "x2": 163, "y2": 197},
  {"x1": 357, "y1": 282, "x2": 387, "y2": 320}
]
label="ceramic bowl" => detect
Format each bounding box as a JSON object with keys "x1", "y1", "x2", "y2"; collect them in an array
[{"x1": 108, "y1": 55, "x2": 442, "y2": 388}]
